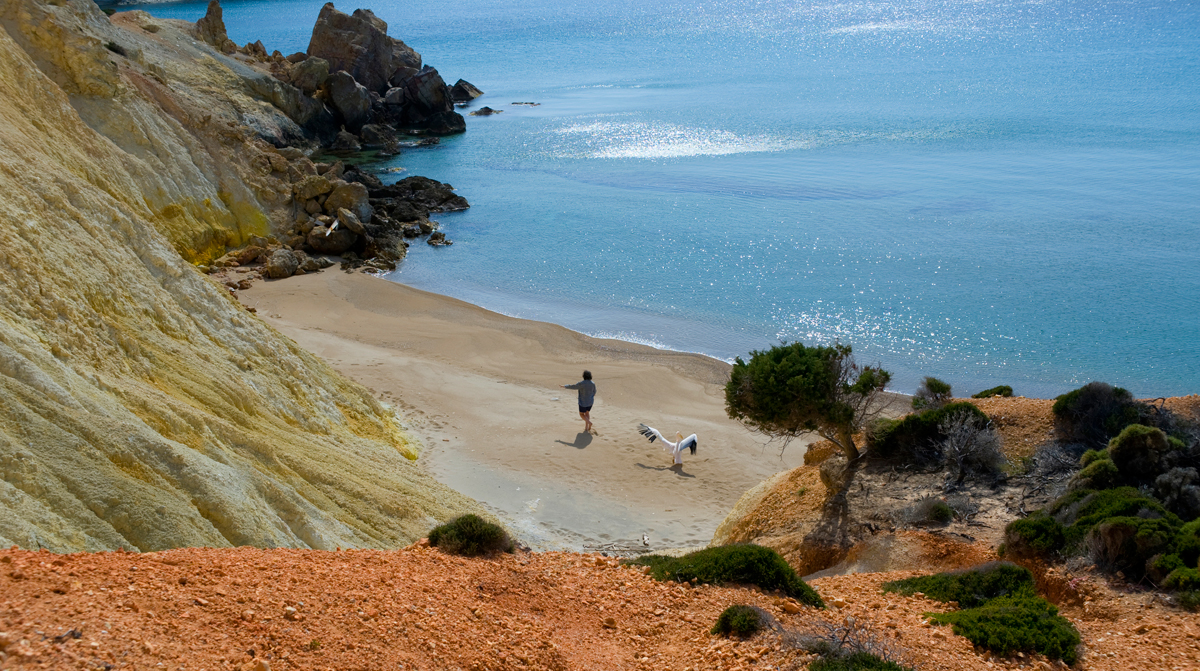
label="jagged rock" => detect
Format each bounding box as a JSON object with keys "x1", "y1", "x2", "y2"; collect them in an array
[
  {"x1": 375, "y1": 175, "x2": 469, "y2": 212},
  {"x1": 387, "y1": 67, "x2": 454, "y2": 126},
  {"x1": 343, "y1": 167, "x2": 383, "y2": 190},
  {"x1": 325, "y1": 181, "x2": 373, "y2": 222},
  {"x1": 325, "y1": 160, "x2": 345, "y2": 180},
  {"x1": 286, "y1": 52, "x2": 308, "y2": 63},
  {"x1": 243, "y1": 40, "x2": 268, "y2": 59},
  {"x1": 293, "y1": 175, "x2": 334, "y2": 201},
  {"x1": 264, "y1": 249, "x2": 300, "y2": 279},
  {"x1": 193, "y1": 0, "x2": 236, "y2": 54},
  {"x1": 276, "y1": 147, "x2": 306, "y2": 160},
  {"x1": 400, "y1": 223, "x2": 422, "y2": 238},
  {"x1": 306, "y1": 3, "x2": 421, "y2": 95},
  {"x1": 330, "y1": 130, "x2": 362, "y2": 152},
  {"x1": 289, "y1": 57, "x2": 329, "y2": 96},
  {"x1": 336, "y1": 208, "x2": 366, "y2": 235},
  {"x1": 326, "y1": 71, "x2": 372, "y2": 131},
  {"x1": 425, "y1": 110, "x2": 466, "y2": 136},
  {"x1": 450, "y1": 79, "x2": 484, "y2": 102},
  {"x1": 359, "y1": 124, "x2": 396, "y2": 148},
  {"x1": 427, "y1": 231, "x2": 451, "y2": 246},
  {"x1": 469, "y1": 106, "x2": 500, "y2": 116},
  {"x1": 306, "y1": 225, "x2": 357, "y2": 254}
]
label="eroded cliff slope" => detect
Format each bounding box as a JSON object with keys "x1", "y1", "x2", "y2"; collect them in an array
[{"x1": 0, "y1": 0, "x2": 481, "y2": 552}]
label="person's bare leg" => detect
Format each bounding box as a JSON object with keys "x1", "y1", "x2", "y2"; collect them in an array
[{"x1": 581, "y1": 410, "x2": 593, "y2": 433}]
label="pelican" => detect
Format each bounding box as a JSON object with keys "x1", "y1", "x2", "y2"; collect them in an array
[{"x1": 637, "y1": 423, "x2": 697, "y2": 465}]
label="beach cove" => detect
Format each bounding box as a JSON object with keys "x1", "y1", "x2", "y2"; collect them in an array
[{"x1": 239, "y1": 271, "x2": 808, "y2": 552}]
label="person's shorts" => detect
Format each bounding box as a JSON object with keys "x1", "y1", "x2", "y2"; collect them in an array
[{"x1": 579, "y1": 405, "x2": 593, "y2": 413}]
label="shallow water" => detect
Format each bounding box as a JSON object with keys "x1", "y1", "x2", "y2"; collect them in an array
[{"x1": 131, "y1": 0, "x2": 1200, "y2": 398}]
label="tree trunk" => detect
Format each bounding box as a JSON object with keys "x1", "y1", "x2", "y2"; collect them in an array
[{"x1": 836, "y1": 427, "x2": 860, "y2": 461}]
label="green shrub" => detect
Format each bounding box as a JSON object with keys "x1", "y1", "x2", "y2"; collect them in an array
[
  {"x1": 1087, "y1": 516, "x2": 1177, "y2": 579},
  {"x1": 930, "y1": 594, "x2": 1080, "y2": 664},
  {"x1": 711, "y1": 605, "x2": 769, "y2": 637},
  {"x1": 928, "y1": 501, "x2": 954, "y2": 524},
  {"x1": 808, "y1": 652, "x2": 913, "y2": 671},
  {"x1": 1147, "y1": 553, "x2": 1185, "y2": 583},
  {"x1": 1003, "y1": 516, "x2": 1066, "y2": 558},
  {"x1": 886, "y1": 563, "x2": 1079, "y2": 663},
  {"x1": 912, "y1": 376, "x2": 953, "y2": 410},
  {"x1": 1079, "y1": 449, "x2": 1109, "y2": 467},
  {"x1": 1164, "y1": 567, "x2": 1200, "y2": 591},
  {"x1": 1176, "y1": 520, "x2": 1200, "y2": 567},
  {"x1": 1052, "y1": 382, "x2": 1148, "y2": 447},
  {"x1": 627, "y1": 544, "x2": 824, "y2": 607},
  {"x1": 427, "y1": 514, "x2": 513, "y2": 557},
  {"x1": 883, "y1": 561, "x2": 1035, "y2": 608},
  {"x1": 1107, "y1": 424, "x2": 1170, "y2": 483},
  {"x1": 1050, "y1": 487, "x2": 1176, "y2": 548},
  {"x1": 1178, "y1": 590, "x2": 1200, "y2": 611},
  {"x1": 972, "y1": 385, "x2": 1013, "y2": 399},
  {"x1": 1068, "y1": 458, "x2": 1120, "y2": 491},
  {"x1": 869, "y1": 402, "x2": 989, "y2": 463}
]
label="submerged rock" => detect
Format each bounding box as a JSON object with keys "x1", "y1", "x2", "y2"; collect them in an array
[{"x1": 469, "y1": 106, "x2": 501, "y2": 116}]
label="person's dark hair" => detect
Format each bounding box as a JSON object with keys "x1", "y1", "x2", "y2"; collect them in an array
[{"x1": 583, "y1": 370, "x2": 592, "y2": 380}]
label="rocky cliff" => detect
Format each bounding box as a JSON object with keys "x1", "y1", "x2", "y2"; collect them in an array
[{"x1": 0, "y1": 0, "x2": 481, "y2": 552}]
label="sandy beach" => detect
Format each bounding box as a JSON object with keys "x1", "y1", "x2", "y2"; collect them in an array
[{"x1": 240, "y1": 271, "x2": 808, "y2": 552}]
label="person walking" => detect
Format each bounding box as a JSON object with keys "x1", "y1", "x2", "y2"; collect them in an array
[{"x1": 562, "y1": 370, "x2": 596, "y2": 433}]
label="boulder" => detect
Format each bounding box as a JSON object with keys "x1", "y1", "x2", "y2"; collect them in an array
[
  {"x1": 336, "y1": 207, "x2": 366, "y2": 235},
  {"x1": 286, "y1": 52, "x2": 308, "y2": 63},
  {"x1": 425, "y1": 110, "x2": 466, "y2": 136},
  {"x1": 449, "y1": 79, "x2": 484, "y2": 102},
  {"x1": 325, "y1": 181, "x2": 373, "y2": 222},
  {"x1": 289, "y1": 57, "x2": 329, "y2": 96},
  {"x1": 329, "y1": 130, "x2": 362, "y2": 152},
  {"x1": 306, "y1": 225, "x2": 357, "y2": 255},
  {"x1": 292, "y1": 174, "x2": 334, "y2": 201},
  {"x1": 387, "y1": 67, "x2": 454, "y2": 125},
  {"x1": 427, "y1": 231, "x2": 452, "y2": 246},
  {"x1": 264, "y1": 249, "x2": 300, "y2": 279},
  {"x1": 359, "y1": 123, "x2": 396, "y2": 148},
  {"x1": 243, "y1": 40, "x2": 268, "y2": 60},
  {"x1": 326, "y1": 71, "x2": 372, "y2": 131},
  {"x1": 343, "y1": 167, "x2": 383, "y2": 190},
  {"x1": 306, "y1": 3, "x2": 421, "y2": 94},
  {"x1": 193, "y1": 0, "x2": 237, "y2": 54}
]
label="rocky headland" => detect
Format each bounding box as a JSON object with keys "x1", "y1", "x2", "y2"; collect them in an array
[{"x1": 0, "y1": 0, "x2": 484, "y2": 553}]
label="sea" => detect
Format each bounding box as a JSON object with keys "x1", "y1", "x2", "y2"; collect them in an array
[{"x1": 127, "y1": 0, "x2": 1200, "y2": 399}]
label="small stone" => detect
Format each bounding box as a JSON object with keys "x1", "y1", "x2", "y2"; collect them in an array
[
  {"x1": 194, "y1": 597, "x2": 209, "y2": 606},
  {"x1": 603, "y1": 617, "x2": 617, "y2": 629},
  {"x1": 241, "y1": 610, "x2": 256, "y2": 622}
]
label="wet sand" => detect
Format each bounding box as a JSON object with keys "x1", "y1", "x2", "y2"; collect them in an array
[{"x1": 241, "y1": 271, "x2": 807, "y2": 552}]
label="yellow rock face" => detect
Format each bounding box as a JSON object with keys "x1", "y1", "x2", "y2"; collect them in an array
[{"x1": 0, "y1": 0, "x2": 481, "y2": 552}]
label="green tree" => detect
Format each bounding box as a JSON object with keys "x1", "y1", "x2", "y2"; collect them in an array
[{"x1": 724, "y1": 342, "x2": 891, "y2": 460}]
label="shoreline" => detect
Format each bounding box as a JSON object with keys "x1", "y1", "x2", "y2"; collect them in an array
[{"x1": 239, "y1": 270, "x2": 811, "y2": 552}]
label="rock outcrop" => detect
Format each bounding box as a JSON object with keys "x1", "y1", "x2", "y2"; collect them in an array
[
  {"x1": 192, "y1": 0, "x2": 235, "y2": 53},
  {"x1": 306, "y1": 3, "x2": 419, "y2": 94},
  {"x1": 450, "y1": 78, "x2": 484, "y2": 102},
  {"x1": 0, "y1": 0, "x2": 481, "y2": 552}
]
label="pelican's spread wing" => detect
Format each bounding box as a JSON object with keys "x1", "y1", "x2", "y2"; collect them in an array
[{"x1": 638, "y1": 423, "x2": 664, "y2": 444}]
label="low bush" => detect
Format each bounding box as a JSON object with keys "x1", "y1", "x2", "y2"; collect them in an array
[
  {"x1": 711, "y1": 605, "x2": 771, "y2": 637},
  {"x1": 1163, "y1": 567, "x2": 1200, "y2": 591},
  {"x1": 930, "y1": 594, "x2": 1080, "y2": 664},
  {"x1": 1052, "y1": 382, "x2": 1148, "y2": 448},
  {"x1": 883, "y1": 561, "x2": 1034, "y2": 608},
  {"x1": 912, "y1": 376, "x2": 953, "y2": 410},
  {"x1": 1003, "y1": 515, "x2": 1066, "y2": 558},
  {"x1": 1079, "y1": 449, "x2": 1108, "y2": 467},
  {"x1": 1155, "y1": 467, "x2": 1200, "y2": 519},
  {"x1": 1147, "y1": 553, "x2": 1185, "y2": 583},
  {"x1": 1107, "y1": 424, "x2": 1170, "y2": 483},
  {"x1": 627, "y1": 544, "x2": 824, "y2": 607},
  {"x1": 1068, "y1": 458, "x2": 1119, "y2": 491},
  {"x1": 869, "y1": 402, "x2": 989, "y2": 464},
  {"x1": 885, "y1": 563, "x2": 1079, "y2": 664},
  {"x1": 808, "y1": 652, "x2": 913, "y2": 671},
  {"x1": 1178, "y1": 590, "x2": 1200, "y2": 611},
  {"x1": 972, "y1": 385, "x2": 1013, "y2": 399},
  {"x1": 427, "y1": 514, "x2": 513, "y2": 557},
  {"x1": 1086, "y1": 516, "x2": 1176, "y2": 579},
  {"x1": 939, "y1": 409, "x2": 1006, "y2": 484}
]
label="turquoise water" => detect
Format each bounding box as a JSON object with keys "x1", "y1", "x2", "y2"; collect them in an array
[{"x1": 132, "y1": 0, "x2": 1200, "y2": 398}]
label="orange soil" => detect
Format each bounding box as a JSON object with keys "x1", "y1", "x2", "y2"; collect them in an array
[{"x1": 3, "y1": 547, "x2": 1199, "y2": 671}]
